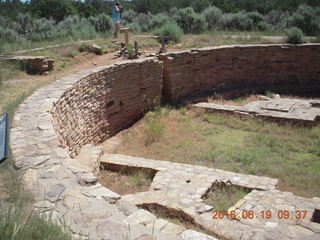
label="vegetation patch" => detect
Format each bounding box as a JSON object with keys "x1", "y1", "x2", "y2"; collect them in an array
[
  {"x1": 204, "y1": 184, "x2": 251, "y2": 211},
  {"x1": 285, "y1": 27, "x2": 304, "y2": 44},
  {"x1": 115, "y1": 96, "x2": 320, "y2": 198},
  {"x1": 0, "y1": 206, "x2": 71, "y2": 240},
  {"x1": 99, "y1": 167, "x2": 154, "y2": 195}
]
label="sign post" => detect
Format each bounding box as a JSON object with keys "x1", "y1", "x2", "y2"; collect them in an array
[{"x1": 0, "y1": 114, "x2": 9, "y2": 163}]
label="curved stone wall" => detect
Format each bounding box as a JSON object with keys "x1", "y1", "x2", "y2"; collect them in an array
[
  {"x1": 50, "y1": 44, "x2": 320, "y2": 157},
  {"x1": 159, "y1": 44, "x2": 320, "y2": 103},
  {"x1": 51, "y1": 58, "x2": 162, "y2": 157}
]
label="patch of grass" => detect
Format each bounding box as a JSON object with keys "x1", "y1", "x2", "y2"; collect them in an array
[
  {"x1": 265, "y1": 91, "x2": 275, "y2": 98},
  {"x1": 205, "y1": 185, "x2": 250, "y2": 211},
  {"x1": 129, "y1": 171, "x2": 153, "y2": 187},
  {"x1": 99, "y1": 168, "x2": 153, "y2": 195},
  {"x1": 65, "y1": 50, "x2": 78, "y2": 58},
  {"x1": 144, "y1": 109, "x2": 165, "y2": 146},
  {"x1": 0, "y1": 206, "x2": 70, "y2": 240},
  {"x1": 0, "y1": 61, "x2": 21, "y2": 86},
  {"x1": 116, "y1": 100, "x2": 320, "y2": 197},
  {"x1": 78, "y1": 43, "x2": 91, "y2": 52}
]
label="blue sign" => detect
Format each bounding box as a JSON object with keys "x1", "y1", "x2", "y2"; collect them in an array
[{"x1": 0, "y1": 114, "x2": 9, "y2": 163}]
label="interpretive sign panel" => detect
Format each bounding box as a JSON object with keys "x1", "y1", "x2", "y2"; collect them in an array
[{"x1": 0, "y1": 114, "x2": 9, "y2": 163}]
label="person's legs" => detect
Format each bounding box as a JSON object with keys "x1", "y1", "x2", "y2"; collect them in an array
[{"x1": 114, "y1": 21, "x2": 120, "y2": 38}]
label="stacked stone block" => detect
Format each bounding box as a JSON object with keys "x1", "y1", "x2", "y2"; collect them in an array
[
  {"x1": 159, "y1": 44, "x2": 320, "y2": 103},
  {"x1": 51, "y1": 58, "x2": 162, "y2": 157}
]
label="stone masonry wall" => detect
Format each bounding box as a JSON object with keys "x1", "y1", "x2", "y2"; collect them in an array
[
  {"x1": 52, "y1": 44, "x2": 320, "y2": 157},
  {"x1": 51, "y1": 58, "x2": 162, "y2": 157},
  {"x1": 159, "y1": 44, "x2": 320, "y2": 103}
]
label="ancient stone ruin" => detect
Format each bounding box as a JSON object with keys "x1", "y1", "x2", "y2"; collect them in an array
[
  {"x1": 4, "y1": 55, "x2": 55, "y2": 74},
  {"x1": 193, "y1": 98, "x2": 320, "y2": 126},
  {"x1": 11, "y1": 44, "x2": 320, "y2": 240}
]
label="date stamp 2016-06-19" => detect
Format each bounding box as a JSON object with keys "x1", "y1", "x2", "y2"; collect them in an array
[{"x1": 212, "y1": 210, "x2": 308, "y2": 220}]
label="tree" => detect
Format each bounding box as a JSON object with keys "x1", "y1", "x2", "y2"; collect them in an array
[
  {"x1": 73, "y1": 1, "x2": 97, "y2": 18},
  {"x1": 30, "y1": 0, "x2": 77, "y2": 21}
]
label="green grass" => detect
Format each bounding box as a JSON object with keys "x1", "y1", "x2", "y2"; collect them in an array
[
  {"x1": 0, "y1": 205, "x2": 70, "y2": 240},
  {"x1": 144, "y1": 108, "x2": 165, "y2": 146},
  {"x1": 99, "y1": 168, "x2": 154, "y2": 195},
  {"x1": 117, "y1": 107, "x2": 320, "y2": 198},
  {"x1": 128, "y1": 171, "x2": 153, "y2": 187},
  {"x1": 205, "y1": 185, "x2": 250, "y2": 211}
]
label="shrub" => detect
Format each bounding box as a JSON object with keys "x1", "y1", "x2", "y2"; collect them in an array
[
  {"x1": 153, "y1": 22, "x2": 183, "y2": 43},
  {"x1": 149, "y1": 13, "x2": 172, "y2": 30},
  {"x1": 144, "y1": 113, "x2": 165, "y2": 146},
  {"x1": 285, "y1": 27, "x2": 304, "y2": 44},
  {"x1": 247, "y1": 11, "x2": 268, "y2": 30},
  {"x1": 287, "y1": 4, "x2": 320, "y2": 36},
  {"x1": 257, "y1": 21, "x2": 268, "y2": 31},
  {"x1": 175, "y1": 7, "x2": 207, "y2": 34},
  {"x1": 122, "y1": 9, "x2": 138, "y2": 25},
  {"x1": 202, "y1": 6, "x2": 222, "y2": 30},
  {"x1": 127, "y1": 23, "x2": 141, "y2": 33},
  {"x1": 132, "y1": 13, "x2": 153, "y2": 32},
  {"x1": 88, "y1": 13, "x2": 113, "y2": 33},
  {"x1": 0, "y1": 27, "x2": 22, "y2": 42},
  {"x1": 79, "y1": 43, "x2": 91, "y2": 52},
  {"x1": 29, "y1": 18, "x2": 55, "y2": 41},
  {"x1": 265, "y1": 10, "x2": 290, "y2": 31},
  {"x1": 169, "y1": 7, "x2": 178, "y2": 17},
  {"x1": 221, "y1": 12, "x2": 253, "y2": 31}
]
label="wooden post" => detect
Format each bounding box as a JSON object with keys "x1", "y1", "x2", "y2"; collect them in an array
[
  {"x1": 120, "y1": 28, "x2": 130, "y2": 46},
  {"x1": 134, "y1": 41, "x2": 139, "y2": 57}
]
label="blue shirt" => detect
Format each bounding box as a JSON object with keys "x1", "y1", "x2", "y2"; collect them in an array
[{"x1": 112, "y1": 6, "x2": 121, "y2": 20}]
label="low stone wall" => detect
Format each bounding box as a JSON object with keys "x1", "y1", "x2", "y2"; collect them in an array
[
  {"x1": 159, "y1": 44, "x2": 320, "y2": 103},
  {"x1": 51, "y1": 58, "x2": 162, "y2": 157}
]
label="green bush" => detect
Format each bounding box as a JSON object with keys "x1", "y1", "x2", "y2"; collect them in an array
[
  {"x1": 265, "y1": 10, "x2": 290, "y2": 31},
  {"x1": 153, "y1": 22, "x2": 183, "y2": 43},
  {"x1": 287, "y1": 4, "x2": 320, "y2": 36},
  {"x1": 132, "y1": 13, "x2": 154, "y2": 32},
  {"x1": 149, "y1": 13, "x2": 173, "y2": 30},
  {"x1": 221, "y1": 12, "x2": 253, "y2": 31},
  {"x1": 202, "y1": 6, "x2": 222, "y2": 30},
  {"x1": 122, "y1": 9, "x2": 138, "y2": 25},
  {"x1": 175, "y1": 7, "x2": 207, "y2": 34},
  {"x1": 285, "y1": 27, "x2": 304, "y2": 44},
  {"x1": 79, "y1": 43, "x2": 91, "y2": 52},
  {"x1": 144, "y1": 112, "x2": 165, "y2": 146},
  {"x1": 127, "y1": 23, "x2": 142, "y2": 33},
  {"x1": 88, "y1": 13, "x2": 113, "y2": 33},
  {"x1": 0, "y1": 27, "x2": 22, "y2": 42}
]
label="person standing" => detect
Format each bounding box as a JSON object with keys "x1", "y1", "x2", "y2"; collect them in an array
[{"x1": 112, "y1": 2, "x2": 122, "y2": 38}]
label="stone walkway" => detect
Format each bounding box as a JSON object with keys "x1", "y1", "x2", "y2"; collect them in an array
[
  {"x1": 101, "y1": 154, "x2": 320, "y2": 240},
  {"x1": 192, "y1": 98, "x2": 320, "y2": 126}
]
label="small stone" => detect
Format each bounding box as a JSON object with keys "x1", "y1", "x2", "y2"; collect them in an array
[
  {"x1": 124, "y1": 209, "x2": 157, "y2": 226},
  {"x1": 180, "y1": 230, "x2": 218, "y2": 240},
  {"x1": 76, "y1": 173, "x2": 97, "y2": 186},
  {"x1": 162, "y1": 222, "x2": 186, "y2": 235},
  {"x1": 265, "y1": 222, "x2": 278, "y2": 228},
  {"x1": 46, "y1": 183, "x2": 65, "y2": 202}
]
